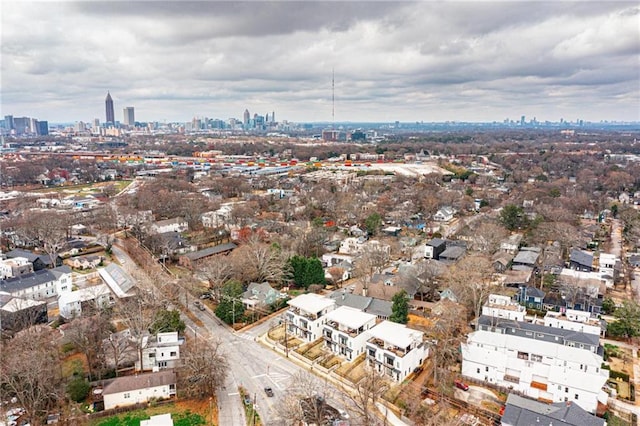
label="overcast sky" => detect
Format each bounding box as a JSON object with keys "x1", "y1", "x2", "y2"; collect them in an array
[{"x1": 2, "y1": 1, "x2": 639, "y2": 123}]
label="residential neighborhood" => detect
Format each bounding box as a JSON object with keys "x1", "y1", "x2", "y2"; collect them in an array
[{"x1": 1, "y1": 128, "x2": 640, "y2": 426}]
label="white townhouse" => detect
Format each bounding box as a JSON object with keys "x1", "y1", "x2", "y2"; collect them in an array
[
  {"x1": 102, "y1": 370, "x2": 176, "y2": 410},
  {"x1": 137, "y1": 331, "x2": 184, "y2": 371},
  {"x1": 543, "y1": 309, "x2": 604, "y2": 337},
  {"x1": 0, "y1": 257, "x2": 33, "y2": 280},
  {"x1": 461, "y1": 315, "x2": 608, "y2": 413},
  {"x1": 150, "y1": 217, "x2": 188, "y2": 234},
  {"x1": 322, "y1": 306, "x2": 377, "y2": 361},
  {"x1": 286, "y1": 294, "x2": 336, "y2": 342},
  {"x1": 0, "y1": 265, "x2": 72, "y2": 301},
  {"x1": 365, "y1": 320, "x2": 428, "y2": 382},
  {"x1": 58, "y1": 283, "x2": 112, "y2": 319},
  {"x1": 482, "y1": 294, "x2": 526, "y2": 321}
]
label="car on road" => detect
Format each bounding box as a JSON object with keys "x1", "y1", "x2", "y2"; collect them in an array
[
  {"x1": 200, "y1": 292, "x2": 212, "y2": 300},
  {"x1": 193, "y1": 300, "x2": 206, "y2": 311},
  {"x1": 454, "y1": 380, "x2": 469, "y2": 391},
  {"x1": 264, "y1": 387, "x2": 274, "y2": 397},
  {"x1": 243, "y1": 395, "x2": 252, "y2": 405},
  {"x1": 337, "y1": 408, "x2": 350, "y2": 420}
]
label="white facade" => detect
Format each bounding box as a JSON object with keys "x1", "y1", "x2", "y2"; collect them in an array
[
  {"x1": 461, "y1": 317, "x2": 608, "y2": 413},
  {"x1": 1, "y1": 266, "x2": 72, "y2": 301},
  {"x1": 286, "y1": 294, "x2": 336, "y2": 342},
  {"x1": 102, "y1": 371, "x2": 176, "y2": 410},
  {"x1": 365, "y1": 320, "x2": 428, "y2": 382},
  {"x1": 138, "y1": 332, "x2": 183, "y2": 371},
  {"x1": 58, "y1": 284, "x2": 112, "y2": 319},
  {"x1": 322, "y1": 306, "x2": 377, "y2": 361},
  {"x1": 482, "y1": 294, "x2": 526, "y2": 321},
  {"x1": 544, "y1": 310, "x2": 603, "y2": 337},
  {"x1": 433, "y1": 206, "x2": 455, "y2": 222},
  {"x1": 0, "y1": 257, "x2": 33, "y2": 279},
  {"x1": 151, "y1": 218, "x2": 188, "y2": 234}
]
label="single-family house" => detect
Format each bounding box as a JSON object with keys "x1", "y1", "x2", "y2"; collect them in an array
[
  {"x1": 0, "y1": 265, "x2": 72, "y2": 300},
  {"x1": 242, "y1": 282, "x2": 285, "y2": 309},
  {"x1": 285, "y1": 294, "x2": 336, "y2": 342},
  {"x1": 0, "y1": 294, "x2": 48, "y2": 333},
  {"x1": 500, "y1": 234, "x2": 523, "y2": 254},
  {"x1": 365, "y1": 320, "x2": 428, "y2": 382},
  {"x1": 178, "y1": 242, "x2": 237, "y2": 268},
  {"x1": 492, "y1": 252, "x2": 513, "y2": 273},
  {"x1": 438, "y1": 245, "x2": 466, "y2": 263},
  {"x1": 67, "y1": 255, "x2": 103, "y2": 270},
  {"x1": 323, "y1": 306, "x2": 378, "y2": 361},
  {"x1": 424, "y1": 238, "x2": 446, "y2": 260},
  {"x1": 461, "y1": 315, "x2": 608, "y2": 414},
  {"x1": 512, "y1": 248, "x2": 540, "y2": 271},
  {"x1": 500, "y1": 394, "x2": 605, "y2": 426},
  {"x1": 433, "y1": 206, "x2": 455, "y2": 222},
  {"x1": 598, "y1": 253, "x2": 618, "y2": 282},
  {"x1": 516, "y1": 286, "x2": 545, "y2": 310},
  {"x1": 6, "y1": 249, "x2": 62, "y2": 270},
  {"x1": 0, "y1": 257, "x2": 34, "y2": 279},
  {"x1": 150, "y1": 217, "x2": 188, "y2": 234},
  {"x1": 327, "y1": 290, "x2": 392, "y2": 320},
  {"x1": 102, "y1": 370, "x2": 177, "y2": 410},
  {"x1": 137, "y1": 332, "x2": 184, "y2": 371},
  {"x1": 544, "y1": 309, "x2": 605, "y2": 337},
  {"x1": 570, "y1": 249, "x2": 594, "y2": 272},
  {"x1": 321, "y1": 253, "x2": 354, "y2": 268},
  {"x1": 58, "y1": 284, "x2": 112, "y2": 319}
]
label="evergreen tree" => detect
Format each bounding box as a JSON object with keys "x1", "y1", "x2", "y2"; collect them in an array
[
  {"x1": 149, "y1": 309, "x2": 186, "y2": 334},
  {"x1": 215, "y1": 280, "x2": 245, "y2": 325},
  {"x1": 390, "y1": 290, "x2": 409, "y2": 324},
  {"x1": 288, "y1": 256, "x2": 326, "y2": 289}
]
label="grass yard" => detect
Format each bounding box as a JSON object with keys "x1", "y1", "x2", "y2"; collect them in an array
[{"x1": 91, "y1": 399, "x2": 215, "y2": 426}]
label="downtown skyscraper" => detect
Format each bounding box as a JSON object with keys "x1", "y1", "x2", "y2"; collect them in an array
[{"x1": 105, "y1": 92, "x2": 115, "y2": 124}]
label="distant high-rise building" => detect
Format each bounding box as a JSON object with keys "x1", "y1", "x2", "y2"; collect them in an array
[
  {"x1": 93, "y1": 118, "x2": 100, "y2": 129},
  {"x1": 36, "y1": 120, "x2": 48, "y2": 136},
  {"x1": 13, "y1": 117, "x2": 30, "y2": 135},
  {"x1": 3, "y1": 115, "x2": 14, "y2": 130},
  {"x1": 123, "y1": 107, "x2": 135, "y2": 126},
  {"x1": 272, "y1": 111, "x2": 275, "y2": 123},
  {"x1": 520, "y1": 115, "x2": 525, "y2": 126},
  {"x1": 105, "y1": 92, "x2": 115, "y2": 124},
  {"x1": 243, "y1": 109, "x2": 250, "y2": 127}
]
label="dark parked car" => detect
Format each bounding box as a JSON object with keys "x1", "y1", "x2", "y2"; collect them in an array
[
  {"x1": 454, "y1": 380, "x2": 469, "y2": 391},
  {"x1": 264, "y1": 387, "x2": 274, "y2": 397}
]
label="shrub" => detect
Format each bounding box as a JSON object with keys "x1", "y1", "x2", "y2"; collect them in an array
[{"x1": 67, "y1": 377, "x2": 90, "y2": 402}]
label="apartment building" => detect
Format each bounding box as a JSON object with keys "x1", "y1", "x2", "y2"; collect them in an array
[
  {"x1": 286, "y1": 294, "x2": 336, "y2": 342},
  {"x1": 322, "y1": 306, "x2": 377, "y2": 361},
  {"x1": 365, "y1": 320, "x2": 428, "y2": 382}
]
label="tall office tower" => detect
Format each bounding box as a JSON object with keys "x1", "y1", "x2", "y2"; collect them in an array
[
  {"x1": 29, "y1": 118, "x2": 38, "y2": 133},
  {"x1": 243, "y1": 109, "x2": 250, "y2": 127},
  {"x1": 123, "y1": 107, "x2": 135, "y2": 126},
  {"x1": 36, "y1": 121, "x2": 48, "y2": 136},
  {"x1": 3, "y1": 115, "x2": 14, "y2": 131},
  {"x1": 93, "y1": 118, "x2": 100, "y2": 129},
  {"x1": 520, "y1": 115, "x2": 525, "y2": 126},
  {"x1": 272, "y1": 111, "x2": 275, "y2": 123},
  {"x1": 105, "y1": 92, "x2": 115, "y2": 124}
]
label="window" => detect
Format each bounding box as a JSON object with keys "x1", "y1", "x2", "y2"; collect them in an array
[
  {"x1": 170, "y1": 351, "x2": 177, "y2": 357},
  {"x1": 517, "y1": 351, "x2": 529, "y2": 360},
  {"x1": 485, "y1": 366, "x2": 489, "y2": 372},
  {"x1": 149, "y1": 353, "x2": 155, "y2": 358},
  {"x1": 124, "y1": 393, "x2": 130, "y2": 399},
  {"x1": 477, "y1": 368, "x2": 480, "y2": 374},
  {"x1": 158, "y1": 361, "x2": 167, "y2": 367},
  {"x1": 575, "y1": 394, "x2": 579, "y2": 400},
  {"x1": 565, "y1": 387, "x2": 569, "y2": 393},
  {"x1": 531, "y1": 354, "x2": 542, "y2": 362}
]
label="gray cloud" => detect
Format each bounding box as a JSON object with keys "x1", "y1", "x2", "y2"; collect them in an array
[{"x1": 1, "y1": 1, "x2": 638, "y2": 123}]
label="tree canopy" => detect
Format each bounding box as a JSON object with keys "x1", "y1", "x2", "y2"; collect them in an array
[
  {"x1": 607, "y1": 300, "x2": 640, "y2": 340},
  {"x1": 288, "y1": 256, "x2": 325, "y2": 290},
  {"x1": 215, "y1": 280, "x2": 245, "y2": 325},
  {"x1": 389, "y1": 290, "x2": 409, "y2": 324},
  {"x1": 364, "y1": 212, "x2": 382, "y2": 235},
  {"x1": 150, "y1": 309, "x2": 186, "y2": 335},
  {"x1": 499, "y1": 204, "x2": 529, "y2": 231}
]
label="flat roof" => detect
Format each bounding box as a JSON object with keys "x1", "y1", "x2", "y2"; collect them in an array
[
  {"x1": 325, "y1": 306, "x2": 376, "y2": 330},
  {"x1": 58, "y1": 283, "x2": 111, "y2": 305},
  {"x1": 368, "y1": 320, "x2": 423, "y2": 349},
  {"x1": 288, "y1": 293, "x2": 335, "y2": 314}
]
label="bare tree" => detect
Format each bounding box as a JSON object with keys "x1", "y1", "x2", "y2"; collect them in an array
[
  {"x1": 353, "y1": 243, "x2": 390, "y2": 295},
  {"x1": 178, "y1": 336, "x2": 228, "y2": 397},
  {"x1": 398, "y1": 260, "x2": 443, "y2": 302},
  {"x1": 197, "y1": 256, "x2": 234, "y2": 300},
  {"x1": 115, "y1": 292, "x2": 162, "y2": 371},
  {"x1": 445, "y1": 254, "x2": 495, "y2": 319},
  {"x1": 274, "y1": 371, "x2": 336, "y2": 426},
  {"x1": 14, "y1": 210, "x2": 69, "y2": 266},
  {"x1": 64, "y1": 313, "x2": 112, "y2": 380},
  {"x1": 230, "y1": 238, "x2": 290, "y2": 284},
  {"x1": 104, "y1": 329, "x2": 134, "y2": 377},
  {"x1": 342, "y1": 366, "x2": 390, "y2": 426},
  {"x1": 0, "y1": 326, "x2": 64, "y2": 425}
]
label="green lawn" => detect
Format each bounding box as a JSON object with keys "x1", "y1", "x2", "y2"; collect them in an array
[{"x1": 92, "y1": 406, "x2": 205, "y2": 426}]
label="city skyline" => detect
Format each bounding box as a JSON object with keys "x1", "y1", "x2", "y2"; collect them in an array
[{"x1": 1, "y1": 1, "x2": 639, "y2": 123}]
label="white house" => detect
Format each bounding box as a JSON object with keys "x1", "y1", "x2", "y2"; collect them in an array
[
  {"x1": 150, "y1": 217, "x2": 188, "y2": 234},
  {"x1": 365, "y1": 320, "x2": 428, "y2": 382},
  {"x1": 0, "y1": 265, "x2": 72, "y2": 300},
  {"x1": 322, "y1": 306, "x2": 377, "y2": 361},
  {"x1": 137, "y1": 332, "x2": 184, "y2": 371},
  {"x1": 285, "y1": 294, "x2": 336, "y2": 342},
  {"x1": 543, "y1": 309, "x2": 604, "y2": 337},
  {"x1": 338, "y1": 238, "x2": 390, "y2": 257},
  {"x1": 0, "y1": 257, "x2": 33, "y2": 280},
  {"x1": 102, "y1": 370, "x2": 177, "y2": 410},
  {"x1": 461, "y1": 316, "x2": 608, "y2": 413},
  {"x1": 482, "y1": 294, "x2": 526, "y2": 321},
  {"x1": 599, "y1": 253, "x2": 618, "y2": 285},
  {"x1": 58, "y1": 284, "x2": 112, "y2": 319},
  {"x1": 433, "y1": 206, "x2": 455, "y2": 222}
]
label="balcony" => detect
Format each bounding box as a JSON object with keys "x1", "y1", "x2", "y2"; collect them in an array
[
  {"x1": 530, "y1": 381, "x2": 547, "y2": 391},
  {"x1": 504, "y1": 374, "x2": 520, "y2": 384}
]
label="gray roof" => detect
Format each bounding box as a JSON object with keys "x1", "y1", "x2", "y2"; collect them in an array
[
  {"x1": 0, "y1": 266, "x2": 70, "y2": 294},
  {"x1": 513, "y1": 250, "x2": 539, "y2": 266},
  {"x1": 5, "y1": 249, "x2": 59, "y2": 266},
  {"x1": 102, "y1": 263, "x2": 135, "y2": 294},
  {"x1": 426, "y1": 238, "x2": 446, "y2": 248},
  {"x1": 570, "y1": 249, "x2": 594, "y2": 267},
  {"x1": 327, "y1": 290, "x2": 392, "y2": 318},
  {"x1": 103, "y1": 370, "x2": 176, "y2": 395},
  {"x1": 183, "y1": 242, "x2": 237, "y2": 261},
  {"x1": 477, "y1": 315, "x2": 600, "y2": 348},
  {"x1": 501, "y1": 394, "x2": 604, "y2": 426},
  {"x1": 439, "y1": 246, "x2": 465, "y2": 261},
  {"x1": 522, "y1": 286, "x2": 545, "y2": 298}
]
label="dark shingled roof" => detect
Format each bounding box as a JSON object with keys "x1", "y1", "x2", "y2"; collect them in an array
[
  {"x1": 501, "y1": 394, "x2": 604, "y2": 426},
  {"x1": 103, "y1": 370, "x2": 176, "y2": 395},
  {"x1": 183, "y1": 242, "x2": 237, "y2": 261},
  {"x1": 0, "y1": 266, "x2": 71, "y2": 294},
  {"x1": 570, "y1": 248, "x2": 594, "y2": 268}
]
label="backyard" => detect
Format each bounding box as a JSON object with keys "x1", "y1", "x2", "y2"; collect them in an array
[{"x1": 89, "y1": 399, "x2": 215, "y2": 426}]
